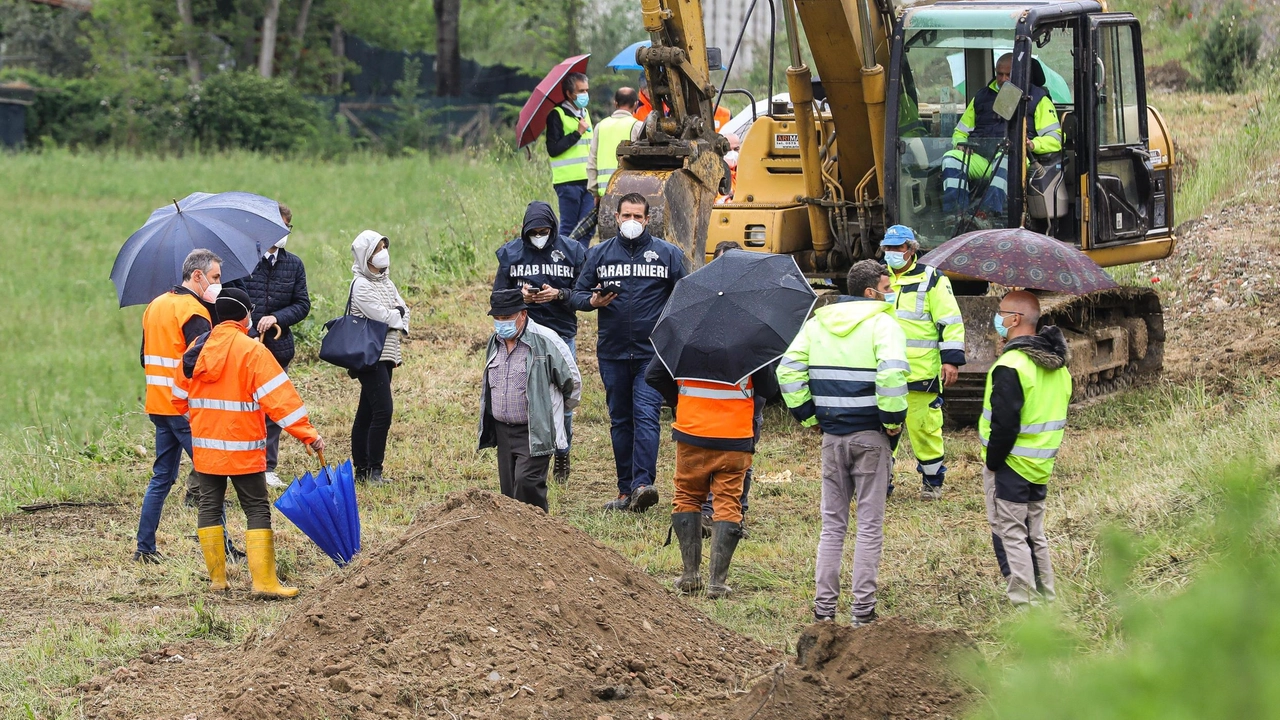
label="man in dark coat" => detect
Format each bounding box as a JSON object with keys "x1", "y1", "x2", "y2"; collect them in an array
[
  {"x1": 493, "y1": 201, "x2": 585, "y2": 482},
  {"x1": 226, "y1": 203, "x2": 311, "y2": 487}
]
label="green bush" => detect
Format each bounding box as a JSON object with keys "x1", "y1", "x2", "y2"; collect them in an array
[
  {"x1": 188, "y1": 72, "x2": 326, "y2": 153},
  {"x1": 969, "y1": 458, "x2": 1280, "y2": 719},
  {"x1": 1198, "y1": 2, "x2": 1262, "y2": 93}
]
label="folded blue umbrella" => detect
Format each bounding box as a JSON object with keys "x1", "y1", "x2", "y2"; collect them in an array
[
  {"x1": 274, "y1": 461, "x2": 361, "y2": 566},
  {"x1": 607, "y1": 40, "x2": 650, "y2": 71}
]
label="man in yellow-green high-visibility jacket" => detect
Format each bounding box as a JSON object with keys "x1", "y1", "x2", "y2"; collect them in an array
[
  {"x1": 881, "y1": 224, "x2": 965, "y2": 501},
  {"x1": 979, "y1": 290, "x2": 1071, "y2": 606}
]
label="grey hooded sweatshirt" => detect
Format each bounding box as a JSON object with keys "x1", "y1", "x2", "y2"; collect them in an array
[{"x1": 350, "y1": 230, "x2": 410, "y2": 366}]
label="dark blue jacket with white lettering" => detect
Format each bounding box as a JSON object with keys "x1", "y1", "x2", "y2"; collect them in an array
[
  {"x1": 493, "y1": 201, "x2": 586, "y2": 342},
  {"x1": 572, "y1": 229, "x2": 687, "y2": 361}
]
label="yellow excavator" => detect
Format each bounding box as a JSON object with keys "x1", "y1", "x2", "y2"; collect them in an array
[{"x1": 605, "y1": 0, "x2": 1173, "y2": 424}]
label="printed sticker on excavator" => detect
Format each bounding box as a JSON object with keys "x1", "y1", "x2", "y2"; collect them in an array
[{"x1": 774, "y1": 134, "x2": 799, "y2": 150}]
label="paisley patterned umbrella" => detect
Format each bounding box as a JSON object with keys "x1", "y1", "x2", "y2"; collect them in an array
[{"x1": 917, "y1": 227, "x2": 1118, "y2": 295}]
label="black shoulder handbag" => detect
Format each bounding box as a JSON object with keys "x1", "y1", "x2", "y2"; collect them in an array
[{"x1": 319, "y1": 280, "x2": 389, "y2": 372}]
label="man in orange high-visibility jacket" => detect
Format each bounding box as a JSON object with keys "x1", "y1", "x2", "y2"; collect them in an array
[
  {"x1": 646, "y1": 357, "x2": 778, "y2": 600},
  {"x1": 134, "y1": 249, "x2": 243, "y2": 565},
  {"x1": 172, "y1": 288, "x2": 326, "y2": 598}
]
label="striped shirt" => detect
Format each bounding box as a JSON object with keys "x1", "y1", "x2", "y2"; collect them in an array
[{"x1": 487, "y1": 339, "x2": 530, "y2": 424}]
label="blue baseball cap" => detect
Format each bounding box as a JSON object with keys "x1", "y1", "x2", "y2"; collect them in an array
[{"x1": 881, "y1": 225, "x2": 916, "y2": 246}]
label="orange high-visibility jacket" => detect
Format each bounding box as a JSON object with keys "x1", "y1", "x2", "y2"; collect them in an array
[
  {"x1": 141, "y1": 290, "x2": 210, "y2": 415},
  {"x1": 172, "y1": 321, "x2": 318, "y2": 475},
  {"x1": 672, "y1": 377, "x2": 754, "y2": 443}
]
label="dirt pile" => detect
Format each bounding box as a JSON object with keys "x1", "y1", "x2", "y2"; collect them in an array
[
  {"x1": 79, "y1": 489, "x2": 781, "y2": 719},
  {"x1": 710, "y1": 619, "x2": 972, "y2": 720}
]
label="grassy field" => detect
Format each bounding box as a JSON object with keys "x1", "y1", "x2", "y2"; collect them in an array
[{"x1": 3, "y1": 79, "x2": 1280, "y2": 717}]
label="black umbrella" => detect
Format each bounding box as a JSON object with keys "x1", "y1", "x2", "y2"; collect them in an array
[
  {"x1": 111, "y1": 191, "x2": 289, "y2": 307},
  {"x1": 651, "y1": 251, "x2": 817, "y2": 385}
]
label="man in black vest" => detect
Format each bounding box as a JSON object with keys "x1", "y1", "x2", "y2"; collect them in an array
[
  {"x1": 226, "y1": 202, "x2": 311, "y2": 488},
  {"x1": 941, "y1": 54, "x2": 1064, "y2": 217}
]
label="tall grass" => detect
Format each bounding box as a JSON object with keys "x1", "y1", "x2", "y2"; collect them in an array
[{"x1": 0, "y1": 146, "x2": 547, "y2": 439}]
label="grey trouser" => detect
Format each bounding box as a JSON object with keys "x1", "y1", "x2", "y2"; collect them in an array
[
  {"x1": 195, "y1": 471, "x2": 271, "y2": 531},
  {"x1": 814, "y1": 430, "x2": 893, "y2": 618},
  {"x1": 495, "y1": 421, "x2": 550, "y2": 511},
  {"x1": 982, "y1": 467, "x2": 1056, "y2": 605}
]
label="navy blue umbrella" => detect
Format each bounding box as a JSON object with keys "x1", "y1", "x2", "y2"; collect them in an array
[{"x1": 110, "y1": 191, "x2": 289, "y2": 307}]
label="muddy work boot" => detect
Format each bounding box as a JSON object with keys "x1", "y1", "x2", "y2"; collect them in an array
[
  {"x1": 245, "y1": 529, "x2": 299, "y2": 599},
  {"x1": 197, "y1": 526, "x2": 229, "y2": 593},
  {"x1": 671, "y1": 512, "x2": 704, "y2": 594},
  {"x1": 705, "y1": 521, "x2": 742, "y2": 599},
  {"x1": 603, "y1": 494, "x2": 632, "y2": 511},
  {"x1": 553, "y1": 453, "x2": 570, "y2": 484},
  {"x1": 629, "y1": 485, "x2": 660, "y2": 513},
  {"x1": 851, "y1": 609, "x2": 878, "y2": 628}
]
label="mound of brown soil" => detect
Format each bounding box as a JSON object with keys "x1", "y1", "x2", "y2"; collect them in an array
[
  {"x1": 81, "y1": 489, "x2": 781, "y2": 719},
  {"x1": 710, "y1": 619, "x2": 971, "y2": 719}
]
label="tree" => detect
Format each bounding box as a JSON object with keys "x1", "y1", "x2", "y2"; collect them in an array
[
  {"x1": 433, "y1": 0, "x2": 460, "y2": 96},
  {"x1": 175, "y1": 0, "x2": 201, "y2": 80},
  {"x1": 259, "y1": 0, "x2": 281, "y2": 77}
]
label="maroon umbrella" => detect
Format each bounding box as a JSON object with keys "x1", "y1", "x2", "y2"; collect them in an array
[
  {"x1": 917, "y1": 227, "x2": 1118, "y2": 295},
  {"x1": 516, "y1": 54, "x2": 590, "y2": 149}
]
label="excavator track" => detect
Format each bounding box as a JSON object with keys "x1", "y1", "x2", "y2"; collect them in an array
[{"x1": 945, "y1": 287, "x2": 1165, "y2": 427}]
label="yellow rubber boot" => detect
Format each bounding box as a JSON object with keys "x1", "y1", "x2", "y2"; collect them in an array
[
  {"x1": 245, "y1": 529, "x2": 299, "y2": 599},
  {"x1": 196, "y1": 526, "x2": 229, "y2": 593}
]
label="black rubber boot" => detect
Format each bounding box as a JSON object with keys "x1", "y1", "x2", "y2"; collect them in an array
[
  {"x1": 671, "y1": 512, "x2": 704, "y2": 594},
  {"x1": 706, "y1": 521, "x2": 742, "y2": 599}
]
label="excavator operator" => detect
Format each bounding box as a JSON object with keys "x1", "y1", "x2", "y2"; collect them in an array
[{"x1": 941, "y1": 54, "x2": 1063, "y2": 219}]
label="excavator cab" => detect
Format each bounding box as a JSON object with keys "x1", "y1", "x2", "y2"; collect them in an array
[{"x1": 885, "y1": 2, "x2": 1174, "y2": 263}]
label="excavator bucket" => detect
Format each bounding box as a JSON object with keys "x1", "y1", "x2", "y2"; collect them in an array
[{"x1": 602, "y1": 139, "x2": 725, "y2": 270}]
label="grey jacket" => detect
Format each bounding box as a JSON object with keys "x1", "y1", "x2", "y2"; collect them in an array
[
  {"x1": 478, "y1": 319, "x2": 582, "y2": 457},
  {"x1": 349, "y1": 230, "x2": 409, "y2": 365}
]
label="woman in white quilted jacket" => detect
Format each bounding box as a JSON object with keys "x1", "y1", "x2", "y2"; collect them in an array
[{"x1": 348, "y1": 230, "x2": 409, "y2": 484}]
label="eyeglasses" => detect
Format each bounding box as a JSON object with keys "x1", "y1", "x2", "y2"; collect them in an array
[
  {"x1": 286, "y1": 223, "x2": 294, "y2": 231},
  {"x1": 996, "y1": 309, "x2": 1024, "y2": 316}
]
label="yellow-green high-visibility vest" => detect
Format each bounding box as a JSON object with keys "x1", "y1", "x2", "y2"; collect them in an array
[
  {"x1": 978, "y1": 348, "x2": 1072, "y2": 484},
  {"x1": 550, "y1": 106, "x2": 592, "y2": 184},
  {"x1": 593, "y1": 114, "x2": 636, "y2": 196}
]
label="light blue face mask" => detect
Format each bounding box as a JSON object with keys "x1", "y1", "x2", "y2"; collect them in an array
[
  {"x1": 495, "y1": 319, "x2": 519, "y2": 339},
  {"x1": 574, "y1": 92, "x2": 590, "y2": 109},
  {"x1": 883, "y1": 291, "x2": 897, "y2": 305},
  {"x1": 993, "y1": 313, "x2": 1010, "y2": 339},
  {"x1": 884, "y1": 251, "x2": 908, "y2": 269}
]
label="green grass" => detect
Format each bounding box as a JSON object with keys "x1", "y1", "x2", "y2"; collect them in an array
[{"x1": 0, "y1": 146, "x2": 548, "y2": 439}]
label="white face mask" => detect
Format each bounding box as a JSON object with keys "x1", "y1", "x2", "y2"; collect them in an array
[
  {"x1": 530, "y1": 232, "x2": 551, "y2": 250},
  {"x1": 202, "y1": 282, "x2": 222, "y2": 304},
  {"x1": 724, "y1": 150, "x2": 739, "y2": 169},
  {"x1": 274, "y1": 235, "x2": 288, "y2": 250},
  {"x1": 371, "y1": 248, "x2": 390, "y2": 269},
  {"x1": 619, "y1": 219, "x2": 645, "y2": 240}
]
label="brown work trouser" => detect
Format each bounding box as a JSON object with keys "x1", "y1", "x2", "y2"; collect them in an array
[{"x1": 671, "y1": 442, "x2": 750, "y2": 523}]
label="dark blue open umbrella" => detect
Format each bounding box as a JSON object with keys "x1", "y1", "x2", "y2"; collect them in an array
[
  {"x1": 110, "y1": 191, "x2": 289, "y2": 307},
  {"x1": 651, "y1": 251, "x2": 817, "y2": 385},
  {"x1": 274, "y1": 454, "x2": 362, "y2": 566}
]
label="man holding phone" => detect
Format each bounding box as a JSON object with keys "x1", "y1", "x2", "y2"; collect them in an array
[{"x1": 573, "y1": 193, "x2": 687, "y2": 512}]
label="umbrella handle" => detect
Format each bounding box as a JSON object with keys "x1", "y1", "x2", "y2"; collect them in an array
[
  {"x1": 256, "y1": 325, "x2": 283, "y2": 342},
  {"x1": 306, "y1": 443, "x2": 327, "y2": 468}
]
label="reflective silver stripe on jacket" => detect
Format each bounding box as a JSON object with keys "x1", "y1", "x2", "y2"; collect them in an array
[
  {"x1": 937, "y1": 315, "x2": 964, "y2": 326},
  {"x1": 896, "y1": 309, "x2": 932, "y2": 322},
  {"x1": 679, "y1": 385, "x2": 754, "y2": 400},
  {"x1": 955, "y1": 120, "x2": 973, "y2": 134},
  {"x1": 171, "y1": 384, "x2": 188, "y2": 399},
  {"x1": 808, "y1": 368, "x2": 877, "y2": 382},
  {"x1": 780, "y1": 357, "x2": 808, "y2": 372},
  {"x1": 145, "y1": 375, "x2": 174, "y2": 387},
  {"x1": 252, "y1": 373, "x2": 289, "y2": 401},
  {"x1": 143, "y1": 355, "x2": 180, "y2": 368},
  {"x1": 1038, "y1": 122, "x2": 1062, "y2": 137},
  {"x1": 906, "y1": 339, "x2": 939, "y2": 349},
  {"x1": 189, "y1": 398, "x2": 260, "y2": 412},
  {"x1": 812, "y1": 395, "x2": 878, "y2": 408},
  {"x1": 275, "y1": 406, "x2": 308, "y2": 429},
  {"x1": 550, "y1": 156, "x2": 589, "y2": 168},
  {"x1": 981, "y1": 410, "x2": 1067, "y2": 434},
  {"x1": 939, "y1": 341, "x2": 966, "y2": 351},
  {"x1": 878, "y1": 359, "x2": 911, "y2": 372},
  {"x1": 192, "y1": 437, "x2": 266, "y2": 452},
  {"x1": 779, "y1": 381, "x2": 807, "y2": 394},
  {"x1": 877, "y1": 384, "x2": 908, "y2": 397}
]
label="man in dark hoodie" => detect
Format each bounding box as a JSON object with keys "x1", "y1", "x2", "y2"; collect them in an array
[
  {"x1": 978, "y1": 290, "x2": 1072, "y2": 606},
  {"x1": 494, "y1": 201, "x2": 586, "y2": 482},
  {"x1": 573, "y1": 193, "x2": 687, "y2": 513}
]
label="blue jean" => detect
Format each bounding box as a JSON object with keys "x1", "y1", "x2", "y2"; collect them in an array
[
  {"x1": 136, "y1": 413, "x2": 231, "y2": 555},
  {"x1": 558, "y1": 337, "x2": 576, "y2": 457},
  {"x1": 554, "y1": 182, "x2": 594, "y2": 250},
  {"x1": 599, "y1": 357, "x2": 663, "y2": 496}
]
